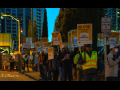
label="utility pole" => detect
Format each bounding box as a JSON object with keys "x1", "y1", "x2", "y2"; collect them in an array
[{"x1": 31, "y1": 8, "x2": 33, "y2": 37}]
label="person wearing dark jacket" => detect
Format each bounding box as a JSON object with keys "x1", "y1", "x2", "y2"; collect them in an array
[
  {"x1": 59, "y1": 48, "x2": 65, "y2": 81},
  {"x1": 78, "y1": 44, "x2": 98, "y2": 81},
  {"x1": 43, "y1": 53, "x2": 48, "y2": 81},
  {"x1": 50, "y1": 51, "x2": 60, "y2": 81},
  {"x1": 61, "y1": 48, "x2": 72, "y2": 81}
]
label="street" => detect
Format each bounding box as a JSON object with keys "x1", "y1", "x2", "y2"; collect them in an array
[{"x1": 0, "y1": 71, "x2": 36, "y2": 81}]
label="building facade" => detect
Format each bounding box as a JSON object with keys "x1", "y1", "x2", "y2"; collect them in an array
[
  {"x1": 31, "y1": 8, "x2": 45, "y2": 41},
  {"x1": 0, "y1": 8, "x2": 1, "y2": 33},
  {"x1": 104, "y1": 8, "x2": 120, "y2": 30},
  {"x1": 1, "y1": 8, "x2": 31, "y2": 51}
]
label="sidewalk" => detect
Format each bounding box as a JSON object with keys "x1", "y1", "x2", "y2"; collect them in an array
[
  {"x1": 23, "y1": 66, "x2": 65, "y2": 81},
  {"x1": 24, "y1": 71, "x2": 55, "y2": 81}
]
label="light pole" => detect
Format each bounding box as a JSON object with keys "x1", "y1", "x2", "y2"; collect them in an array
[{"x1": 1, "y1": 14, "x2": 20, "y2": 53}]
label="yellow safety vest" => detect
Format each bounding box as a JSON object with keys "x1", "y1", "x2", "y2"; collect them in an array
[
  {"x1": 81, "y1": 51, "x2": 97, "y2": 70},
  {"x1": 74, "y1": 54, "x2": 82, "y2": 69}
]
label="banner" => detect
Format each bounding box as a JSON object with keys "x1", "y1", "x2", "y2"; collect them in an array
[
  {"x1": 40, "y1": 38, "x2": 48, "y2": 43},
  {"x1": 71, "y1": 29, "x2": 78, "y2": 47},
  {"x1": 77, "y1": 24, "x2": 92, "y2": 45},
  {"x1": 97, "y1": 33, "x2": 104, "y2": 47},
  {"x1": 40, "y1": 38, "x2": 48, "y2": 52},
  {"x1": 48, "y1": 47, "x2": 54, "y2": 60},
  {"x1": 26, "y1": 37, "x2": 32, "y2": 43},
  {"x1": 43, "y1": 42, "x2": 51, "y2": 53},
  {"x1": 52, "y1": 31, "x2": 60, "y2": 45},
  {"x1": 37, "y1": 47, "x2": 42, "y2": 52},
  {"x1": 108, "y1": 32, "x2": 119, "y2": 45},
  {"x1": 58, "y1": 33, "x2": 64, "y2": 50},
  {"x1": 22, "y1": 43, "x2": 35, "y2": 49}
]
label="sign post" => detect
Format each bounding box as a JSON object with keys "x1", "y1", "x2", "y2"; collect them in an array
[
  {"x1": 48, "y1": 47, "x2": 54, "y2": 60},
  {"x1": 71, "y1": 29, "x2": 78, "y2": 48},
  {"x1": 77, "y1": 24, "x2": 92, "y2": 45},
  {"x1": 101, "y1": 17, "x2": 111, "y2": 81}
]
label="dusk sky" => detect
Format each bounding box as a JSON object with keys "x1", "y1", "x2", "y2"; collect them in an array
[{"x1": 46, "y1": 8, "x2": 60, "y2": 42}]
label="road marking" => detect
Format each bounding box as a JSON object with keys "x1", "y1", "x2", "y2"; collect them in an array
[{"x1": 0, "y1": 74, "x2": 19, "y2": 77}]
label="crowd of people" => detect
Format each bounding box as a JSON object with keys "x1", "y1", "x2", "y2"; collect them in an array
[{"x1": 36, "y1": 44, "x2": 120, "y2": 81}]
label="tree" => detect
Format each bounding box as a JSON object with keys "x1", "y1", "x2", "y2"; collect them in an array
[
  {"x1": 33, "y1": 19, "x2": 38, "y2": 42},
  {"x1": 42, "y1": 9, "x2": 48, "y2": 38},
  {"x1": 27, "y1": 20, "x2": 32, "y2": 37},
  {"x1": 54, "y1": 8, "x2": 105, "y2": 51},
  {"x1": 14, "y1": 33, "x2": 22, "y2": 41}
]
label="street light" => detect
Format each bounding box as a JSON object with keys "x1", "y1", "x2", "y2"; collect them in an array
[
  {"x1": 21, "y1": 30, "x2": 23, "y2": 33},
  {"x1": 1, "y1": 14, "x2": 20, "y2": 53}
]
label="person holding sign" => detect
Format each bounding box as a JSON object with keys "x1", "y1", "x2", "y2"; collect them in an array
[
  {"x1": 78, "y1": 44, "x2": 98, "y2": 81},
  {"x1": 105, "y1": 44, "x2": 120, "y2": 81},
  {"x1": 38, "y1": 52, "x2": 44, "y2": 79},
  {"x1": 61, "y1": 47, "x2": 72, "y2": 81},
  {"x1": 49, "y1": 51, "x2": 60, "y2": 81}
]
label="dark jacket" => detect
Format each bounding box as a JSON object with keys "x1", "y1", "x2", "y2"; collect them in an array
[
  {"x1": 43, "y1": 54, "x2": 48, "y2": 66},
  {"x1": 59, "y1": 51, "x2": 65, "y2": 67},
  {"x1": 72, "y1": 52, "x2": 76, "y2": 68},
  {"x1": 24, "y1": 57, "x2": 28, "y2": 64},
  {"x1": 50, "y1": 56, "x2": 60, "y2": 70},
  {"x1": 78, "y1": 51, "x2": 98, "y2": 74},
  {"x1": 62, "y1": 51, "x2": 72, "y2": 67}
]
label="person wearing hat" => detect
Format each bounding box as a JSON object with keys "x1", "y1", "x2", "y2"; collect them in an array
[
  {"x1": 59, "y1": 47, "x2": 65, "y2": 81},
  {"x1": 105, "y1": 44, "x2": 120, "y2": 81},
  {"x1": 78, "y1": 44, "x2": 98, "y2": 81},
  {"x1": 24, "y1": 54, "x2": 29, "y2": 72}
]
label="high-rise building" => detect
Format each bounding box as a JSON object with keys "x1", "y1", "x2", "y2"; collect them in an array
[
  {"x1": 31, "y1": 8, "x2": 45, "y2": 41},
  {"x1": 0, "y1": 8, "x2": 1, "y2": 33},
  {"x1": 1, "y1": 8, "x2": 31, "y2": 51},
  {"x1": 104, "y1": 8, "x2": 120, "y2": 30}
]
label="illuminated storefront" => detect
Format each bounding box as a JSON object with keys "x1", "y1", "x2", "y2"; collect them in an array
[{"x1": 0, "y1": 33, "x2": 11, "y2": 55}]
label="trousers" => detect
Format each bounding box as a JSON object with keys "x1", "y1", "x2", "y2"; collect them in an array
[
  {"x1": 77, "y1": 68, "x2": 83, "y2": 81},
  {"x1": 59, "y1": 67, "x2": 63, "y2": 81},
  {"x1": 83, "y1": 73, "x2": 97, "y2": 81},
  {"x1": 63, "y1": 66, "x2": 72, "y2": 81},
  {"x1": 53, "y1": 70, "x2": 59, "y2": 81}
]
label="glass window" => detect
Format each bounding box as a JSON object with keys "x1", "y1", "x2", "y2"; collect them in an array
[
  {"x1": 12, "y1": 10, "x2": 16, "y2": 12},
  {"x1": 7, "y1": 30, "x2": 11, "y2": 33},
  {"x1": 12, "y1": 20, "x2": 16, "y2": 22},
  {"x1": 12, "y1": 24, "x2": 16, "y2": 26},
  {"x1": 12, "y1": 13, "x2": 16, "y2": 16},
  {"x1": 13, "y1": 34, "x2": 16, "y2": 36},
  {"x1": 7, "y1": 27, "x2": 11, "y2": 29},
  {"x1": 12, "y1": 31, "x2": 16, "y2": 33},
  {"x1": 12, "y1": 27, "x2": 16, "y2": 29}
]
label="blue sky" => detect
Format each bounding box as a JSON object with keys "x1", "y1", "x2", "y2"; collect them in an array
[{"x1": 46, "y1": 8, "x2": 60, "y2": 42}]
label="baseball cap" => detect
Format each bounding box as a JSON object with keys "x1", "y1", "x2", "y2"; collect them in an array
[{"x1": 110, "y1": 44, "x2": 116, "y2": 49}]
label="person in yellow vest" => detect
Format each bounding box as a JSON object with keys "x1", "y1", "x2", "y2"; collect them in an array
[
  {"x1": 74, "y1": 46, "x2": 84, "y2": 81},
  {"x1": 24, "y1": 54, "x2": 29, "y2": 72},
  {"x1": 78, "y1": 44, "x2": 98, "y2": 81}
]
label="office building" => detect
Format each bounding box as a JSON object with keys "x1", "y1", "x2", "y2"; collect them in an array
[
  {"x1": 104, "y1": 8, "x2": 120, "y2": 30},
  {"x1": 0, "y1": 8, "x2": 1, "y2": 33},
  {"x1": 31, "y1": 8, "x2": 45, "y2": 41},
  {"x1": 1, "y1": 8, "x2": 31, "y2": 51}
]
